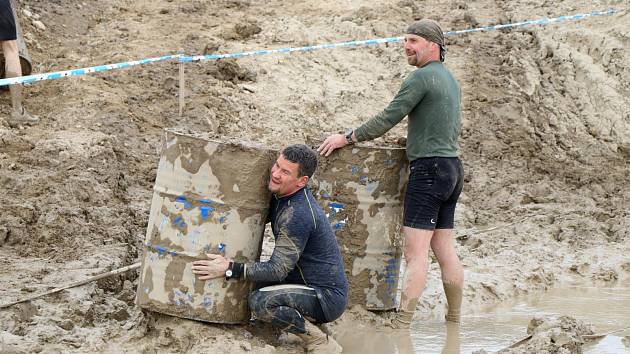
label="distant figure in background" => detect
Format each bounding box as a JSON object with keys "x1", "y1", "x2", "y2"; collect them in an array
[{"x1": 0, "y1": 0, "x2": 38, "y2": 127}]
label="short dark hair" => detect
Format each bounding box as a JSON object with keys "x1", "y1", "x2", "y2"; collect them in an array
[{"x1": 281, "y1": 144, "x2": 317, "y2": 178}]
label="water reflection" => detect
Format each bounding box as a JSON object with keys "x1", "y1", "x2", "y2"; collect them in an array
[
  {"x1": 411, "y1": 283, "x2": 630, "y2": 353},
  {"x1": 335, "y1": 284, "x2": 629, "y2": 353},
  {"x1": 334, "y1": 327, "x2": 415, "y2": 354},
  {"x1": 335, "y1": 321, "x2": 461, "y2": 354},
  {"x1": 441, "y1": 322, "x2": 460, "y2": 354}
]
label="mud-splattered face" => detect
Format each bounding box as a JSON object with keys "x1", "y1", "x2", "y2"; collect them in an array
[
  {"x1": 268, "y1": 154, "x2": 308, "y2": 197},
  {"x1": 403, "y1": 33, "x2": 436, "y2": 67}
]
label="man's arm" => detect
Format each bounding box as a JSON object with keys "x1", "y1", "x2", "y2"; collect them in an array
[
  {"x1": 318, "y1": 73, "x2": 426, "y2": 156},
  {"x1": 243, "y1": 223, "x2": 306, "y2": 282},
  {"x1": 192, "y1": 207, "x2": 310, "y2": 283},
  {"x1": 354, "y1": 75, "x2": 426, "y2": 141}
]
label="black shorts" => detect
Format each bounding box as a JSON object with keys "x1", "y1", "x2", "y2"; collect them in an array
[
  {"x1": 403, "y1": 157, "x2": 464, "y2": 230},
  {"x1": 0, "y1": 0, "x2": 16, "y2": 41}
]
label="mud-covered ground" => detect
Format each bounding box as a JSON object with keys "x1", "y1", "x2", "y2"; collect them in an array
[{"x1": 0, "y1": 0, "x2": 628, "y2": 353}]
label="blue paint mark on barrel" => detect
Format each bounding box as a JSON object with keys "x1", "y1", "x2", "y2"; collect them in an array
[
  {"x1": 172, "y1": 216, "x2": 187, "y2": 229},
  {"x1": 202, "y1": 198, "x2": 224, "y2": 206},
  {"x1": 328, "y1": 202, "x2": 344, "y2": 210},
  {"x1": 146, "y1": 243, "x2": 179, "y2": 257},
  {"x1": 175, "y1": 196, "x2": 192, "y2": 209},
  {"x1": 328, "y1": 202, "x2": 345, "y2": 218},
  {"x1": 384, "y1": 252, "x2": 399, "y2": 294},
  {"x1": 333, "y1": 221, "x2": 346, "y2": 230},
  {"x1": 199, "y1": 206, "x2": 215, "y2": 220},
  {"x1": 173, "y1": 289, "x2": 193, "y2": 304}
]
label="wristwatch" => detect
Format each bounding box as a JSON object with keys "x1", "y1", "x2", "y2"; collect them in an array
[
  {"x1": 225, "y1": 262, "x2": 234, "y2": 280},
  {"x1": 345, "y1": 129, "x2": 355, "y2": 145}
]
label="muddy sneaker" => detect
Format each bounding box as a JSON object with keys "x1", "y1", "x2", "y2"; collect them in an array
[
  {"x1": 297, "y1": 320, "x2": 343, "y2": 354},
  {"x1": 387, "y1": 310, "x2": 414, "y2": 330},
  {"x1": 8, "y1": 108, "x2": 39, "y2": 128}
]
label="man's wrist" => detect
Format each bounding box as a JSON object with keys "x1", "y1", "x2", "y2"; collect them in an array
[
  {"x1": 226, "y1": 262, "x2": 245, "y2": 280},
  {"x1": 344, "y1": 129, "x2": 355, "y2": 145}
]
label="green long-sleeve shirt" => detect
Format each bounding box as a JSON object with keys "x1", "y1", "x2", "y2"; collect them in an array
[{"x1": 354, "y1": 61, "x2": 461, "y2": 161}]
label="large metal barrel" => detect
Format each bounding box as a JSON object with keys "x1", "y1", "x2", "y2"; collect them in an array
[
  {"x1": 310, "y1": 141, "x2": 408, "y2": 310},
  {"x1": 0, "y1": 0, "x2": 33, "y2": 80},
  {"x1": 136, "y1": 130, "x2": 276, "y2": 323}
]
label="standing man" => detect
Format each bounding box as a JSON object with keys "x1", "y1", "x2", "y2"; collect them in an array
[
  {"x1": 318, "y1": 19, "x2": 464, "y2": 328},
  {"x1": 192, "y1": 144, "x2": 347, "y2": 354},
  {"x1": 1, "y1": 0, "x2": 38, "y2": 127}
]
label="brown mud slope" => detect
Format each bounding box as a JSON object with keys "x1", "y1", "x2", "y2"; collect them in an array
[{"x1": 0, "y1": 0, "x2": 628, "y2": 353}]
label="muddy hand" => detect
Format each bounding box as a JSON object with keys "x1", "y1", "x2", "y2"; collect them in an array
[
  {"x1": 317, "y1": 133, "x2": 347, "y2": 156},
  {"x1": 192, "y1": 253, "x2": 230, "y2": 280}
]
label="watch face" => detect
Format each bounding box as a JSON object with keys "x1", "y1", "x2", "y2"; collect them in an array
[
  {"x1": 225, "y1": 270, "x2": 233, "y2": 277},
  {"x1": 345, "y1": 129, "x2": 354, "y2": 144}
]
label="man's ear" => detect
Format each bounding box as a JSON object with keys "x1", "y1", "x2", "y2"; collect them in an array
[{"x1": 297, "y1": 175, "x2": 309, "y2": 188}]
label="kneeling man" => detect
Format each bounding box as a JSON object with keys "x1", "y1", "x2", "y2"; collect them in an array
[{"x1": 192, "y1": 144, "x2": 348, "y2": 354}]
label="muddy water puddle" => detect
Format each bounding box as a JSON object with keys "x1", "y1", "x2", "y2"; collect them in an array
[{"x1": 335, "y1": 283, "x2": 630, "y2": 353}]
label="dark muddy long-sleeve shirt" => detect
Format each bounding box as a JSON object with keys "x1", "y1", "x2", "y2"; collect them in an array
[{"x1": 245, "y1": 187, "x2": 348, "y2": 322}]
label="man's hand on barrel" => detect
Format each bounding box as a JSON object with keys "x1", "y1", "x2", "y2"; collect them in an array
[
  {"x1": 192, "y1": 254, "x2": 230, "y2": 280},
  {"x1": 317, "y1": 133, "x2": 348, "y2": 156}
]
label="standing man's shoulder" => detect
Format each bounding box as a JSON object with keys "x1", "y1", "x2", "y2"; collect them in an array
[{"x1": 405, "y1": 63, "x2": 438, "y2": 84}]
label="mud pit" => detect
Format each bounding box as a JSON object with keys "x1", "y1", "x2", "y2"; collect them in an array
[{"x1": 0, "y1": 0, "x2": 628, "y2": 353}]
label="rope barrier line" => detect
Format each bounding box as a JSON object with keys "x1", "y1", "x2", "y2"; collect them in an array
[
  {"x1": 181, "y1": 8, "x2": 619, "y2": 62},
  {"x1": 445, "y1": 8, "x2": 619, "y2": 35},
  {"x1": 0, "y1": 54, "x2": 179, "y2": 87},
  {"x1": 180, "y1": 37, "x2": 402, "y2": 62},
  {"x1": 0, "y1": 8, "x2": 620, "y2": 86}
]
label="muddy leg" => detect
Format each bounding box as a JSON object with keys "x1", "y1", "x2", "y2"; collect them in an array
[
  {"x1": 391, "y1": 227, "x2": 433, "y2": 329},
  {"x1": 399, "y1": 226, "x2": 434, "y2": 311},
  {"x1": 431, "y1": 228, "x2": 463, "y2": 323},
  {"x1": 3, "y1": 40, "x2": 38, "y2": 127},
  {"x1": 2, "y1": 40, "x2": 22, "y2": 114}
]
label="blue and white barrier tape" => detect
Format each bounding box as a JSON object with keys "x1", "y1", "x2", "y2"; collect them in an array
[
  {"x1": 0, "y1": 8, "x2": 620, "y2": 86},
  {"x1": 179, "y1": 37, "x2": 402, "y2": 62},
  {"x1": 0, "y1": 54, "x2": 180, "y2": 86},
  {"x1": 181, "y1": 8, "x2": 619, "y2": 62},
  {"x1": 446, "y1": 8, "x2": 619, "y2": 35}
]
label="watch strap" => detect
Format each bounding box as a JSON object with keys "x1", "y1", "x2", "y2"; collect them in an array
[
  {"x1": 345, "y1": 129, "x2": 354, "y2": 145},
  {"x1": 226, "y1": 262, "x2": 245, "y2": 280}
]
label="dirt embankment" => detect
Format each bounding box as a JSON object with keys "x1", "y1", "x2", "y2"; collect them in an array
[{"x1": 1, "y1": 0, "x2": 628, "y2": 353}]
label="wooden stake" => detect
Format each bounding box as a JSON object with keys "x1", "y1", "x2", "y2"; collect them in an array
[
  {"x1": 0, "y1": 262, "x2": 141, "y2": 309},
  {"x1": 178, "y1": 49, "x2": 185, "y2": 117}
]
